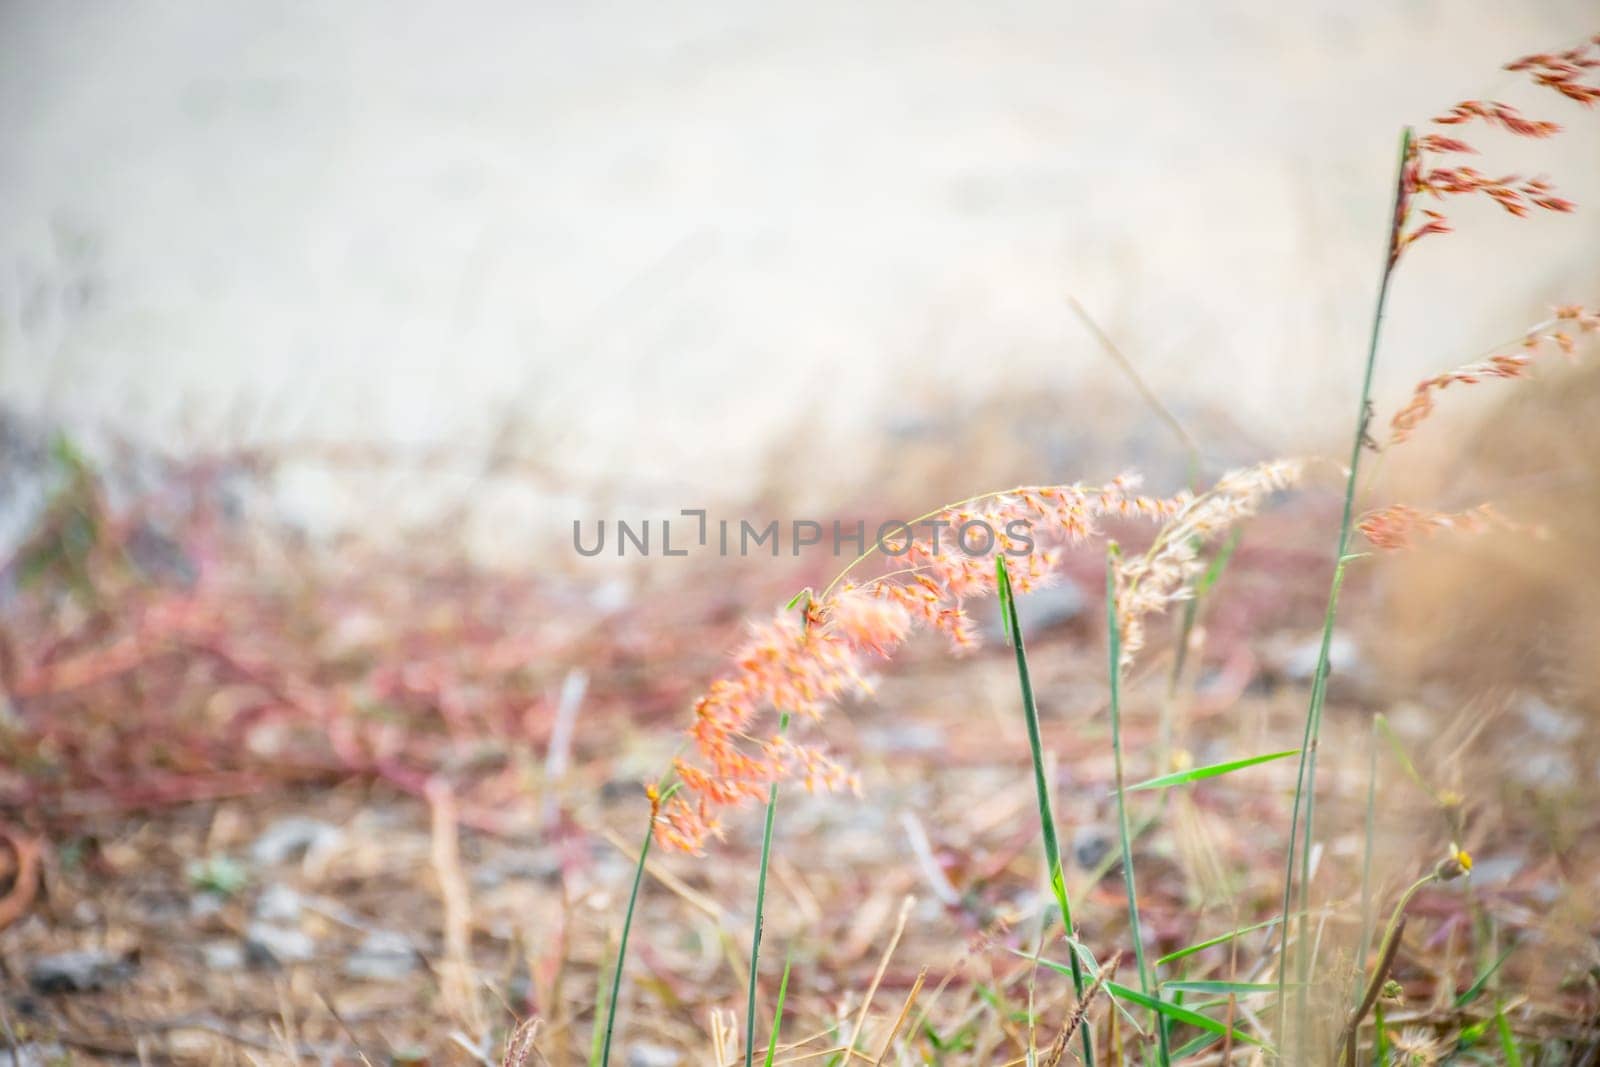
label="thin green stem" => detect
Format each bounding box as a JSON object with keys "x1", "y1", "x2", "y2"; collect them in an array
[
  {"x1": 1277, "y1": 126, "x2": 1413, "y2": 1052},
  {"x1": 1336, "y1": 871, "x2": 1438, "y2": 1067},
  {"x1": 996, "y1": 557, "x2": 1095, "y2": 1067},
  {"x1": 746, "y1": 712, "x2": 789, "y2": 1067},
  {"x1": 763, "y1": 954, "x2": 793, "y2": 1067},
  {"x1": 1106, "y1": 549, "x2": 1170, "y2": 1065},
  {"x1": 599, "y1": 782, "x2": 679, "y2": 1066},
  {"x1": 1277, "y1": 556, "x2": 1350, "y2": 1052}
]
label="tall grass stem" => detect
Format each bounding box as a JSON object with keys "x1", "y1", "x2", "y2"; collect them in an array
[
  {"x1": 599, "y1": 782, "x2": 679, "y2": 1066},
  {"x1": 1278, "y1": 127, "x2": 1414, "y2": 1049},
  {"x1": 1106, "y1": 549, "x2": 1170, "y2": 1065},
  {"x1": 996, "y1": 557, "x2": 1095, "y2": 1067},
  {"x1": 745, "y1": 712, "x2": 790, "y2": 1067}
]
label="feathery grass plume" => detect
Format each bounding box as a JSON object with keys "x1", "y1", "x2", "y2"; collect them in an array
[
  {"x1": 1280, "y1": 42, "x2": 1598, "y2": 1045},
  {"x1": 656, "y1": 464, "x2": 1300, "y2": 854},
  {"x1": 1389, "y1": 1027, "x2": 1447, "y2": 1066},
  {"x1": 654, "y1": 475, "x2": 1193, "y2": 853},
  {"x1": 1503, "y1": 34, "x2": 1600, "y2": 106},
  {"x1": 1356, "y1": 502, "x2": 1530, "y2": 551},
  {"x1": 1396, "y1": 33, "x2": 1600, "y2": 256},
  {"x1": 1111, "y1": 460, "x2": 1302, "y2": 663},
  {"x1": 1430, "y1": 101, "x2": 1563, "y2": 137},
  {"x1": 1387, "y1": 305, "x2": 1599, "y2": 443}
]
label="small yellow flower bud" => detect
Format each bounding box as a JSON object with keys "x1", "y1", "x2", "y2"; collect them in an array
[{"x1": 1433, "y1": 847, "x2": 1472, "y2": 882}]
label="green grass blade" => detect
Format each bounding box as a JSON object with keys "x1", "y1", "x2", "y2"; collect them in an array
[
  {"x1": 589, "y1": 957, "x2": 610, "y2": 1067},
  {"x1": 1194, "y1": 529, "x2": 1241, "y2": 598},
  {"x1": 745, "y1": 713, "x2": 789, "y2": 1067},
  {"x1": 598, "y1": 787, "x2": 672, "y2": 1066},
  {"x1": 1455, "y1": 946, "x2": 1514, "y2": 1008},
  {"x1": 1160, "y1": 981, "x2": 1284, "y2": 997},
  {"x1": 1171, "y1": 1031, "x2": 1223, "y2": 1060},
  {"x1": 1105, "y1": 982, "x2": 1270, "y2": 1051},
  {"x1": 1157, "y1": 915, "x2": 1288, "y2": 967},
  {"x1": 762, "y1": 953, "x2": 794, "y2": 1067},
  {"x1": 1016, "y1": 946, "x2": 1144, "y2": 1036},
  {"x1": 1495, "y1": 1002, "x2": 1523, "y2": 1066},
  {"x1": 1105, "y1": 550, "x2": 1169, "y2": 1065},
  {"x1": 1121, "y1": 749, "x2": 1299, "y2": 793},
  {"x1": 1280, "y1": 128, "x2": 1413, "y2": 1058},
  {"x1": 997, "y1": 556, "x2": 1018, "y2": 643},
  {"x1": 996, "y1": 557, "x2": 1094, "y2": 1067}
]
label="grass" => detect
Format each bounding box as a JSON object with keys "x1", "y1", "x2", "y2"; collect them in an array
[
  {"x1": 7, "y1": 31, "x2": 1600, "y2": 1067},
  {"x1": 995, "y1": 555, "x2": 1094, "y2": 1067},
  {"x1": 597, "y1": 783, "x2": 677, "y2": 1067},
  {"x1": 763, "y1": 954, "x2": 794, "y2": 1067},
  {"x1": 745, "y1": 713, "x2": 789, "y2": 1067},
  {"x1": 1279, "y1": 128, "x2": 1414, "y2": 1057},
  {"x1": 1104, "y1": 546, "x2": 1168, "y2": 1065},
  {"x1": 1119, "y1": 748, "x2": 1298, "y2": 793}
]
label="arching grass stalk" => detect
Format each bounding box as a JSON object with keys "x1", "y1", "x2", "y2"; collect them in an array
[
  {"x1": 1106, "y1": 546, "x2": 1170, "y2": 1066},
  {"x1": 1335, "y1": 850, "x2": 1470, "y2": 1066},
  {"x1": 598, "y1": 780, "x2": 680, "y2": 1066},
  {"x1": 995, "y1": 557, "x2": 1094, "y2": 1067},
  {"x1": 745, "y1": 712, "x2": 790, "y2": 1067},
  {"x1": 1278, "y1": 127, "x2": 1414, "y2": 1050}
]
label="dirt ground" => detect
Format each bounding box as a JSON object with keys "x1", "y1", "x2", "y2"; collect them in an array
[{"x1": 2, "y1": 407, "x2": 1600, "y2": 1065}]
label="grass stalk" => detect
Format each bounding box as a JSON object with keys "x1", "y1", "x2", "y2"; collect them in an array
[
  {"x1": 745, "y1": 712, "x2": 790, "y2": 1067},
  {"x1": 598, "y1": 782, "x2": 679, "y2": 1066},
  {"x1": 1277, "y1": 127, "x2": 1414, "y2": 1050},
  {"x1": 1156, "y1": 531, "x2": 1239, "y2": 798},
  {"x1": 763, "y1": 954, "x2": 793, "y2": 1067},
  {"x1": 1495, "y1": 1001, "x2": 1524, "y2": 1066},
  {"x1": 1105, "y1": 548, "x2": 1169, "y2": 1065},
  {"x1": 1336, "y1": 866, "x2": 1443, "y2": 1067},
  {"x1": 995, "y1": 557, "x2": 1095, "y2": 1067}
]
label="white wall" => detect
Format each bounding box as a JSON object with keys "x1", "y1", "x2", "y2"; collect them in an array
[{"x1": 3, "y1": 1, "x2": 1597, "y2": 511}]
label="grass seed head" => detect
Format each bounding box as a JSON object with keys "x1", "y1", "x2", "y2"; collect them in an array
[{"x1": 654, "y1": 471, "x2": 1279, "y2": 852}]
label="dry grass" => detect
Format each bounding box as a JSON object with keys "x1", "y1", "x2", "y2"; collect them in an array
[{"x1": 0, "y1": 407, "x2": 1596, "y2": 1065}]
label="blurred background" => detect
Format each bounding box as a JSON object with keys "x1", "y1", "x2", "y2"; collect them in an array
[{"x1": 3, "y1": 0, "x2": 1598, "y2": 552}]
